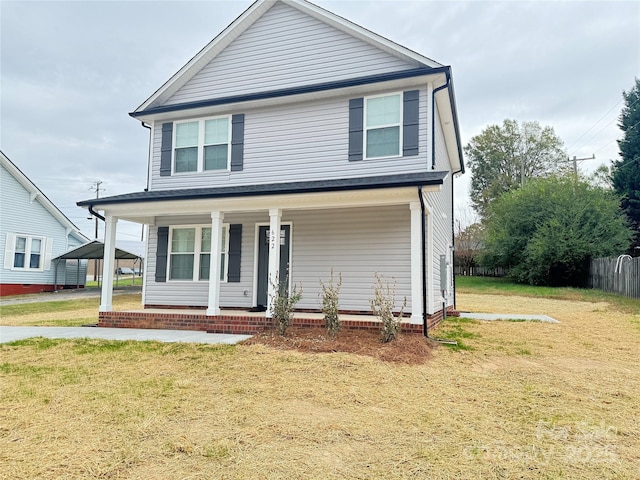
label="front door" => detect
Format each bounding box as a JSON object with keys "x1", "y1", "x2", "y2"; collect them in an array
[{"x1": 256, "y1": 224, "x2": 291, "y2": 307}]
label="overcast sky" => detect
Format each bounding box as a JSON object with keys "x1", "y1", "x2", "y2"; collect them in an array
[{"x1": 2, "y1": 0, "x2": 639, "y2": 242}]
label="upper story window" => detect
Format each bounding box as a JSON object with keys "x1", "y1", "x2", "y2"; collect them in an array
[
  {"x1": 174, "y1": 117, "x2": 231, "y2": 174},
  {"x1": 10, "y1": 235, "x2": 44, "y2": 270},
  {"x1": 365, "y1": 93, "x2": 402, "y2": 159},
  {"x1": 168, "y1": 225, "x2": 229, "y2": 282}
]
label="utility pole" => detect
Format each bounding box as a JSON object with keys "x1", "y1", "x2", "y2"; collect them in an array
[
  {"x1": 568, "y1": 154, "x2": 596, "y2": 180},
  {"x1": 88, "y1": 181, "x2": 104, "y2": 281}
]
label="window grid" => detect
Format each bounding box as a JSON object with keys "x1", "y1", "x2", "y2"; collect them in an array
[
  {"x1": 364, "y1": 93, "x2": 403, "y2": 159},
  {"x1": 12, "y1": 235, "x2": 44, "y2": 270},
  {"x1": 168, "y1": 225, "x2": 229, "y2": 282},
  {"x1": 173, "y1": 116, "x2": 231, "y2": 174}
]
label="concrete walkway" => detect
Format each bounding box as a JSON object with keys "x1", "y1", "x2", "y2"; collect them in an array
[
  {"x1": 458, "y1": 312, "x2": 559, "y2": 323},
  {"x1": 0, "y1": 326, "x2": 251, "y2": 345}
]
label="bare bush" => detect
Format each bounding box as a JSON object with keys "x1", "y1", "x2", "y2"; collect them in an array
[
  {"x1": 370, "y1": 273, "x2": 406, "y2": 343},
  {"x1": 319, "y1": 269, "x2": 342, "y2": 337},
  {"x1": 269, "y1": 275, "x2": 303, "y2": 336}
]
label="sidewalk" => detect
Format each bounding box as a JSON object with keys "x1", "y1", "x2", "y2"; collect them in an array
[{"x1": 0, "y1": 326, "x2": 251, "y2": 345}]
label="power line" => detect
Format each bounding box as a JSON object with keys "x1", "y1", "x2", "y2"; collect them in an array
[
  {"x1": 566, "y1": 98, "x2": 623, "y2": 152},
  {"x1": 568, "y1": 97, "x2": 640, "y2": 157}
]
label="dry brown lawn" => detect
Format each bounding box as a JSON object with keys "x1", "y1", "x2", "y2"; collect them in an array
[
  {"x1": 1, "y1": 290, "x2": 639, "y2": 479},
  {"x1": 0, "y1": 294, "x2": 141, "y2": 326}
]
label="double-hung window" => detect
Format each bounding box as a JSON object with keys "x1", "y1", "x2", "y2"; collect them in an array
[
  {"x1": 364, "y1": 93, "x2": 402, "y2": 159},
  {"x1": 11, "y1": 235, "x2": 44, "y2": 270},
  {"x1": 168, "y1": 226, "x2": 229, "y2": 281},
  {"x1": 174, "y1": 116, "x2": 231, "y2": 173}
]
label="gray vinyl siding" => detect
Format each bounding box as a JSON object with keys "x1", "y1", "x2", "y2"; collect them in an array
[
  {"x1": 288, "y1": 205, "x2": 412, "y2": 312},
  {"x1": 423, "y1": 106, "x2": 454, "y2": 308},
  {"x1": 144, "y1": 205, "x2": 413, "y2": 312},
  {"x1": 165, "y1": 2, "x2": 419, "y2": 106},
  {"x1": 0, "y1": 163, "x2": 86, "y2": 287},
  {"x1": 150, "y1": 88, "x2": 429, "y2": 191}
]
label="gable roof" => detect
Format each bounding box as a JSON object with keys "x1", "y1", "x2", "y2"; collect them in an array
[
  {"x1": 134, "y1": 0, "x2": 442, "y2": 114},
  {"x1": 1, "y1": 151, "x2": 88, "y2": 243}
]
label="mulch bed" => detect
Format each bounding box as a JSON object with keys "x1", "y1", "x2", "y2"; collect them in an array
[{"x1": 241, "y1": 327, "x2": 437, "y2": 364}]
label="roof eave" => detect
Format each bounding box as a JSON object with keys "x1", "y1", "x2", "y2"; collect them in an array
[
  {"x1": 78, "y1": 172, "x2": 448, "y2": 208},
  {"x1": 130, "y1": 66, "x2": 449, "y2": 121}
]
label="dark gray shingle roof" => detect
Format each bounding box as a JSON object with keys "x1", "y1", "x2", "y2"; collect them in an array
[{"x1": 78, "y1": 171, "x2": 448, "y2": 207}]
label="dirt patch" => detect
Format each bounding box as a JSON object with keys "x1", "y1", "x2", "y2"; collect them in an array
[{"x1": 242, "y1": 327, "x2": 436, "y2": 364}]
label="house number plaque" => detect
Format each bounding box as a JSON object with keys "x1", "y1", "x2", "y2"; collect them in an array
[{"x1": 267, "y1": 229, "x2": 286, "y2": 249}]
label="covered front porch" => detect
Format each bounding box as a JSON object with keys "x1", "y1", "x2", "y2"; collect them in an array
[{"x1": 80, "y1": 173, "x2": 451, "y2": 336}]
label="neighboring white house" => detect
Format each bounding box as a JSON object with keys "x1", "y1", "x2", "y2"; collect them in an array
[
  {"x1": 1, "y1": 151, "x2": 89, "y2": 296},
  {"x1": 78, "y1": 0, "x2": 464, "y2": 335}
]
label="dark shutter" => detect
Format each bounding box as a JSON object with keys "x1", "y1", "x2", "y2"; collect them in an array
[
  {"x1": 403, "y1": 90, "x2": 419, "y2": 156},
  {"x1": 227, "y1": 224, "x2": 242, "y2": 282},
  {"x1": 155, "y1": 227, "x2": 169, "y2": 282},
  {"x1": 160, "y1": 123, "x2": 173, "y2": 177},
  {"x1": 230, "y1": 114, "x2": 245, "y2": 172},
  {"x1": 348, "y1": 98, "x2": 364, "y2": 161}
]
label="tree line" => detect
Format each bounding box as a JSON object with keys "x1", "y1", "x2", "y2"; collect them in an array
[{"x1": 458, "y1": 78, "x2": 639, "y2": 287}]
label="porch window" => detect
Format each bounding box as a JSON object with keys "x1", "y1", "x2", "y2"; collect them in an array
[
  {"x1": 173, "y1": 116, "x2": 231, "y2": 173},
  {"x1": 365, "y1": 93, "x2": 402, "y2": 158},
  {"x1": 169, "y1": 225, "x2": 229, "y2": 281}
]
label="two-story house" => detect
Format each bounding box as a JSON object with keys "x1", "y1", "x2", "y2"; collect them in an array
[{"x1": 78, "y1": 0, "x2": 464, "y2": 335}]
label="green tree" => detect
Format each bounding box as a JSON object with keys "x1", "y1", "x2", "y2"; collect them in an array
[
  {"x1": 482, "y1": 175, "x2": 632, "y2": 287},
  {"x1": 612, "y1": 78, "x2": 640, "y2": 248},
  {"x1": 465, "y1": 119, "x2": 568, "y2": 217}
]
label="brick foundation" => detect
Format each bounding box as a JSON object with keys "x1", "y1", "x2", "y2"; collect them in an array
[
  {"x1": 1, "y1": 283, "x2": 58, "y2": 296},
  {"x1": 98, "y1": 306, "x2": 458, "y2": 335}
]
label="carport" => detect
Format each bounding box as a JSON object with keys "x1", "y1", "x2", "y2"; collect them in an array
[{"x1": 53, "y1": 240, "x2": 141, "y2": 289}]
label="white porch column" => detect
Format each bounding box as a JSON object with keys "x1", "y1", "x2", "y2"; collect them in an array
[
  {"x1": 99, "y1": 214, "x2": 118, "y2": 312},
  {"x1": 207, "y1": 211, "x2": 224, "y2": 316},
  {"x1": 265, "y1": 208, "x2": 282, "y2": 318},
  {"x1": 410, "y1": 202, "x2": 423, "y2": 323}
]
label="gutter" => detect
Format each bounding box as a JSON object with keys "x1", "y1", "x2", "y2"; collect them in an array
[
  {"x1": 431, "y1": 71, "x2": 450, "y2": 170},
  {"x1": 130, "y1": 66, "x2": 451, "y2": 118},
  {"x1": 430, "y1": 67, "x2": 465, "y2": 175},
  {"x1": 141, "y1": 122, "x2": 152, "y2": 191},
  {"x1": 431, "y1": 68, "x2": 465, "y2": 309},
  {"x1": 418, "y1": 187, "x2": 457, "y2": 346},
  {"x1": 88, "y1": 205, "x2": 105, "y2": 222}
]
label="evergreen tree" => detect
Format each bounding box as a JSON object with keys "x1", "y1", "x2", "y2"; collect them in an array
[{"x1": 612, "y1": 78, "x2": 640, "y2": 249}]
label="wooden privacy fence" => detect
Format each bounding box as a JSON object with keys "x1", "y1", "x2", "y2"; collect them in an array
[
  {"x1": 454, "y1": 265, "x2": 507, "y2": 277},
  {"x1": 589, "y1": 256, "x2": 640, "y2": 299}
]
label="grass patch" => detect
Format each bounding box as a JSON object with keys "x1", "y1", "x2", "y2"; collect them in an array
[
  {"x1": 85, "y1": 277, "x2": 143, "y2": 288},
  {"x1": 0, "y1": 294, "x2": 141, "y2": 326},
  {"x1": 434, "y1": 317, "x2": 480, "y2": 351},
  {"x1": 456, "y1": 276, "x2": 640, "y2": 314},
  {"x1": 0, "y1": 298, "x2": 101, "y2": 317}
]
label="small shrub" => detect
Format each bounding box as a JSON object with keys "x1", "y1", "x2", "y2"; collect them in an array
[
  {"x1": 370, "y1": 273, "x2": 406, "y2": 343},
  {"x1": 319, "y1": 269, "x2": 342, "y2": 337},
  {"x1": 269, "y1": 275, "x2": 303, "y2": 336}
]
